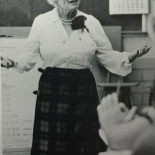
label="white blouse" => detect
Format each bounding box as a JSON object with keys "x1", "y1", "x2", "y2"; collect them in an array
[{"x1": 13, "y1": 8, "x2": 132, "y2": 76}]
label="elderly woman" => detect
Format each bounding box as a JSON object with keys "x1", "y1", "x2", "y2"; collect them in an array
[{"x1": 1, "y1": 0, "x2": 151, "y2": 155}]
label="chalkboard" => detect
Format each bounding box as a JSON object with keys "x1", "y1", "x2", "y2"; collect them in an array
[{"x1": 0, "y1": 0, "x2": 142, "y2": 31}]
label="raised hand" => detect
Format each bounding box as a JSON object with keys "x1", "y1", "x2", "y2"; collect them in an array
[
  {"x1": 128, "y1": 45, "x2": 151, "y2": 63},
  {"x1": 97, "y1": 93, "x2": 129, "y2": 131},
  {"x1": 1, "y1": 56, "x2": 15, "y2": 69}
]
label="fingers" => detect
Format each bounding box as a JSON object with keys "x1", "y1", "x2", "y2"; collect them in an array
[
  {"x1": 97, "y1": 93, "x2": 130, "y2": 118},
  {"x1": 1, "y1": 64, "x2": 6, "y2": 67},
  {"x1": 6, "y1": 62, "x2": 9, "y2": 69},
  {"x1": 97, "y1": 93, "x2": 120, "y2": 114},
  {"x1": 97, "y1": 94, "x2": 110, "y2": 113},
  {"x1": 138, "y1": 45, "x2": 151, "y2": 57},
  {"x1": 111, "y1": 93, "x2": 119, "y2": 107},
  {"x1": 140, "y1": 107, "x2": 155, "y2": 124},
  {"x1": 97, "y1": 98, "x2": 106, "y2": 113},
  {"x1": 118, "y1": 102, "x2": 129, "y2": 113},
  {"x1": 1, "y1": 56, "x2": 6, "y2": 68},
  {"x1": 124, "y1": 106, "x2": 137, "y2": 122},
  {"x1": 101, "y1": 93, "x2": 118, "y2": 108},
  {"x1": 1, "y1": 57, "x2": 14, "y2": 69},
  {"x1": 8, "y1": 59, "x2": 15, "y2": 67}
]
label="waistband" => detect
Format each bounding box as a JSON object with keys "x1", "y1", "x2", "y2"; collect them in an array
[{"x1": 38, "y1": 67, "x2": 91, "y2": 74}]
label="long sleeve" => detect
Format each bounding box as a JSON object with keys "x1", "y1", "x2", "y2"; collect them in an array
[
  {"x1": 87, "y1": 16, "x2": 132, "y2": 76},
  {"x1": 12, "y1": 16, "x2": 42, "y2": 73}
]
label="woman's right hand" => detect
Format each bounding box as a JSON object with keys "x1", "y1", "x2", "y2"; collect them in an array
[{"x1": 1, "y1": 56, "x2": 15, "y2": 69}]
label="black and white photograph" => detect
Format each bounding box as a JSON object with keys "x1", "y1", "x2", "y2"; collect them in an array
[{"x1": 0, "y1": 0, "x2": 155, "y2": 155}]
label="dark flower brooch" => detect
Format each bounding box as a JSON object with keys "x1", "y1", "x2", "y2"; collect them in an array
[{"x1": 71, "y1": 15, "x2": 89, "y2": 32}]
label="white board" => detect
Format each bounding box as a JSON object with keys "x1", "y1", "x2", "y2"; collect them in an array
[{"x1": 1, "y1": 39, "x2": 42, "y2": 149}]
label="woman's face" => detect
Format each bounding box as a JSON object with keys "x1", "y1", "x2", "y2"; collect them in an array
[{"x1": 57, "y1": 0, "x2": 81, "y2": 11}]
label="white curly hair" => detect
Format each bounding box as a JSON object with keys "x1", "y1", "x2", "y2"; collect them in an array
[{"x1": 47, "y1": 0, "x2": 58, "y2": 7}]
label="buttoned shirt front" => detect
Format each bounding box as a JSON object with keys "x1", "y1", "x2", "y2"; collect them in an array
[{"x1": 13, "y1": 8, "x2": 132, "y2": 76}]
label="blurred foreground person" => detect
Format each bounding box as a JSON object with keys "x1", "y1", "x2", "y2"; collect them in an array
[{"x1": 97, "y1": 93, "x2": 155, "y2": 155}]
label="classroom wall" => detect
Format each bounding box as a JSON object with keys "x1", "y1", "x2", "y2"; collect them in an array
[
  {"x1": 123, "y1": 0, "x2": 155, "y2": 58},
  {"x1": 125, "y1": 58, "x2": 155, "y2": 106},
  {"x1": 0, "y1": 0, "x2": 142, "y2": 31},
  {"x1": 1, "y1": 1, "x2": 155, "y2": 154},
  {"x1": 122, "y1": 0, "x2": 155, "y2": 106},
  {"x1": 0, "y1": 1, "x2": 155, "y2": 108},
  {"x1": 123, "y1": 32, "x2": 155, "y2": 103}
]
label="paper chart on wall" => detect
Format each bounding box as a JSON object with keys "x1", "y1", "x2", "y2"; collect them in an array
[{"x1": 1, "y1": 39, "x2": 43, "y2": 149}]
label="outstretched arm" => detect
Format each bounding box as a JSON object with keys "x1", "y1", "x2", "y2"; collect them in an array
[
  {"x1": 128, "y1": 45, "x2": 151, "y2": 63},
  {"x1": 87, "y1": 17, "x2": 151, "y2": 76}
]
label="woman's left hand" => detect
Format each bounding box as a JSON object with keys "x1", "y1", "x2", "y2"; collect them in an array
[{"x1": 128, "y1": 45, "x2": 151, "y2": 63}]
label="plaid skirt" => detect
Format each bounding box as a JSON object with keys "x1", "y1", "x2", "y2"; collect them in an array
[{"x1": 31, "y1": 67, "x2": 107, "y2": 155}]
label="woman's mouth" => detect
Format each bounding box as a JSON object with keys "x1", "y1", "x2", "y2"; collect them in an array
[{"x1": 69, "y1": 0, "x2": 78, "y2": 4}]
